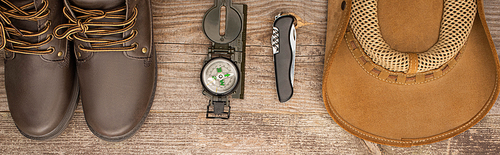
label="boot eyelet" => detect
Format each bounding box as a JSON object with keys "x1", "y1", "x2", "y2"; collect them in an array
[
  {"x1": 142, "y1": 47, "x2": 147, "y2": 54},
  {"x1": 47, "y1": 46, "x2": 55, "y2": 54},
  {"x1": 57, "y1": 51, "x2": 63, "y2": 57}
]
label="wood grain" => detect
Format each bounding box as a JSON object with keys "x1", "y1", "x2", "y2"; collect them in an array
[
  {"x1": 0, "y1": 0, "x2": 499, "y2": 154},
  {"x1": 0, "y1": 112, "x2": 372, "y2": 154}
]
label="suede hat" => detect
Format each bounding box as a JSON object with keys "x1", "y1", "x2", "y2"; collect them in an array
[{"x1": 322, "y1": 0, "x2": 500, "y2": 147}]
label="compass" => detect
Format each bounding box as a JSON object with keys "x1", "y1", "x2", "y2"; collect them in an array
[
  {"x1": 201, "y1": 57, "x2": 240, "y2": 96},
  {"x1": 201, "y1": 0, "x2": 246, "y2": 119}
]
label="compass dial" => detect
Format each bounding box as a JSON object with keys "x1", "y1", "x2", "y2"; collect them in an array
[{"x1": 201, "y1": 57, "x2": 240, "y2": 96}]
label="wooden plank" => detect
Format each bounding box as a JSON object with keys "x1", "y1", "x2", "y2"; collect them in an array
[
  {"x1": 0, "y1": 112, "x2": 371, "y2": 154},
  {"x1": 1, "y1": 112, "x2": 499, "y2": 154},
  {"x1": 151, "y1": 0, "x2": 328, "y2": 45}
]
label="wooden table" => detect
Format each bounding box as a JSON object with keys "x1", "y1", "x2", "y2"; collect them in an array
[{"x1": 1, "y1": 0, "x2": 499, "y2": 154}]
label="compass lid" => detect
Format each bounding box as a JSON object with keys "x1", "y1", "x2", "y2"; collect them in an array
[{"x1": 202, "y1": 0, "x2": 242, "y2": 44}]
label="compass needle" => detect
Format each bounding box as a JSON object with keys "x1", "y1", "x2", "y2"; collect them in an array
[{"x1": 207, "y1": 77, "x2": 217, "y2": 86}]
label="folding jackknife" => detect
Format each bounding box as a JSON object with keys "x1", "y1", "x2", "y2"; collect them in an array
[{"x1": 272, "y1": 14, "x2": 296, "y2": 103}]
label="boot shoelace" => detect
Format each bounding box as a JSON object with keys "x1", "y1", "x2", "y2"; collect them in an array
[
  {"x1": 53, "y1": 4, "x2": 138, "y2": 53},
  {"x1": 0, "y1": 0, "x2": 53, "y2": 55}
]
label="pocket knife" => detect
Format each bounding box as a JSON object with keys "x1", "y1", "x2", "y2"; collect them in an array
[{"x1": 272, "y1": 14, "x2": 296, "y2": 103}]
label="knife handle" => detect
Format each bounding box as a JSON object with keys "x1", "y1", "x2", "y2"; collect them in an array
[{"x1": 272, "y1": 15, "x2": 296, "y2": 103}]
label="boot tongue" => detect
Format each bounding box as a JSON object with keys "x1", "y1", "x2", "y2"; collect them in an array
[
  {"x1": 69, "y1": 0, "x2": 125, "y2": 10},
  {"x1": 9, "y1": 0, "x2": 36, "y2": 8},
  {"x1": 6, "y1": 0, "x2": 42, "y2": 43}
]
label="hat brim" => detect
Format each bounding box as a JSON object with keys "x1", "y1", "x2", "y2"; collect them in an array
[{"x1": 322, "y1": 1, "x2": 500, "y2": 147}]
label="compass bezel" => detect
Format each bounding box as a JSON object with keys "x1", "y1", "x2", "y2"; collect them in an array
[{"x1": 200, "y1": 57, "x2": 240, "y2": 96}]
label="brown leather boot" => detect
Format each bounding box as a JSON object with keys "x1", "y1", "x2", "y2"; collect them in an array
[
  {"x1": 3, "y1": 0, "x2": 78, "y2": 140},
  {"x1": 54, "y1": 0, "x2": 156, "y2": 141}
]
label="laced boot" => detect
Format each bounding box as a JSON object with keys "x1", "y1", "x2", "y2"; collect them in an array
[
  {"x1": 3, "y1": 0, "x2": 78, "y2": 140},
  {"x1": 54, "y1": 0, "x2": 156, "y2": 141}
]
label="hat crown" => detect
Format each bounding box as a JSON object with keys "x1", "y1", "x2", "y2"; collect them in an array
[{"x1": 378, "y1": 0, "x2": 443, "y2": 53}]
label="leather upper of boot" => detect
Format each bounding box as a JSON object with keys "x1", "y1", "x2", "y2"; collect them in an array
[
  {"x1": 54, "y1": 0, "x2": 155, "y2": 141},
  {"x1": 3, "y1": 0, "x2": 77, "y2": 139}
]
